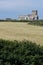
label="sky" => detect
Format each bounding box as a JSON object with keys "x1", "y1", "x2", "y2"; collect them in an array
[{"x1": 0, "y1": 0, "x2": 43, "y2": 19}]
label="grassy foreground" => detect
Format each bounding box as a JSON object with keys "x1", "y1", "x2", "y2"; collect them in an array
[
  {"x1": 0, "y1": 22, "x2": 43, "y2": 45},
  {"x1": 0, "y1": 39, "x2": 43, "y2": 65}
]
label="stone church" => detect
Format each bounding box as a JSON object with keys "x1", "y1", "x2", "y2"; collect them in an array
[{"x1": 18, "y1": 10, "x2": 39, "y2": 20}]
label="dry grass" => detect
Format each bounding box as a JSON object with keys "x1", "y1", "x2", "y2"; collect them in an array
[{"x1": 0, "y1": 22, "x2": 43, "y2": 45}]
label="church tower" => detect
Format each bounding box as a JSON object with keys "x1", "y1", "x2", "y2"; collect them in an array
[{"x1": 32, "y1": 10, "x2": 39, "y2": 20}]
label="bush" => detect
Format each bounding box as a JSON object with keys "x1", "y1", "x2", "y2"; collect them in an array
[
  {"x1": 28, "y1": 20, "x2": 43, "y2": 26},
  {"x1": 0, "y1": 39, "x2": 43, "y2": 65}
]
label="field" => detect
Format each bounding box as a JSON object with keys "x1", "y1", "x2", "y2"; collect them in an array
[{"x1": 0, "y1": 22, "x2": 43, "y2": 45}]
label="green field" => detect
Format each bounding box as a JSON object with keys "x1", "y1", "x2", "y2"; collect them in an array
[{"x1": 0, "y1": 22, "x2": 43, "y2": 45}]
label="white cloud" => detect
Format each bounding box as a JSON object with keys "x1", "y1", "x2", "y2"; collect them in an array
[
  {"x1": 0, "y1": 0, "x2": 43, "y2": 19},
  {"x1": 0, "y1": 0, "x2": 43, "y2": 10}
]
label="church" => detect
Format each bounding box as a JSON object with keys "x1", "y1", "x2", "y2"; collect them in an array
[{"x1": 18, "y1": 10, "x2": 39, "y2": 20}]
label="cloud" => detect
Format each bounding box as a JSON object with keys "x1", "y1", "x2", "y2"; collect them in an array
[
  {"x1": 0, "y1": 0, "x2": 43, "y2": 11},
  {"x1": 0, "y1": 0, "x2": 43, "y2": 19}
]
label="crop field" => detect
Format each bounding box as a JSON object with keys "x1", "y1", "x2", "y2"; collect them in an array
[{"x1": 0, "y1": 22, "x2": 43, "y2": 45}]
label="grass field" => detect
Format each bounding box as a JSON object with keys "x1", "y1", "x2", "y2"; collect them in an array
[{"x1": 0, "y1": 22, "x2": 43, "y2": 45}]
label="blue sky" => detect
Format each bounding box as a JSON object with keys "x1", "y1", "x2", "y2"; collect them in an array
[{"x1": 0, "y1": 0, "x2": 43, "y2": 19}]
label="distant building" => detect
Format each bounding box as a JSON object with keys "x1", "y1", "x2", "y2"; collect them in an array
[
  {"x1": 18, "y1": 10, "x2": 39, "y2": 20},
  {"x1": 6, "y1": 18, "x2": 12, "y2": 20}
]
